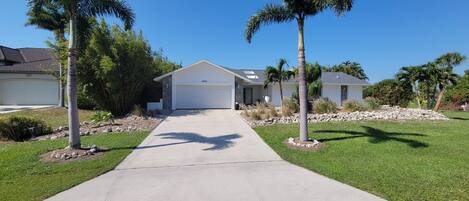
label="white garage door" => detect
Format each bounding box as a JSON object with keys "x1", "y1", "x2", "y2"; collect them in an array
[
  {"x1": 176, "y1": 85, "x2": 231, "y2": 109},
  {"x1": 0, "y1": 79, "x2": 59, "y2": 105}
]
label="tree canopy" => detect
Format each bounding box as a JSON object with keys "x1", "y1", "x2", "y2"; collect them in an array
[{"x1": 323, "y1": 61, "x2": 368, "y2": 80}]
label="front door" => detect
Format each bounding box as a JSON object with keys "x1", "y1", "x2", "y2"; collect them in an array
[
  {"x1": 243, "y1": 88, "x2": 253, "y2": 105},
  {"x1": 341, "y1": 85, "x2": 348, "y2": 106}
]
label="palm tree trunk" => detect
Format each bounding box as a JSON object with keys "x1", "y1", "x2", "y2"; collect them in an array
[
  {"x1": 297, "y1": 17, "x2": 308, "y2": 142},
  {"x1": 413, "y1": 82, "x2": 421, "y2": 109},
  {"x1": 279, "y1": 80, "x2": 283, "y2": 111},
  {"x1": 433, "y1": 88, "x2": 445, "y2": 111},
  {"x1": 67, "y1": 14, "x2": 80, "y2": 149},
  {"x1": 58, "y1": 32, "x2": 66, "y2": 108}
]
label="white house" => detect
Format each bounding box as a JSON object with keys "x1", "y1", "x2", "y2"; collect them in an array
[
  {"x1": 0, "y1": 45, "x2": 59, "y2": 105},
  {"x1": 154, "y1": 60, "x2": 369, "y2": 110}
]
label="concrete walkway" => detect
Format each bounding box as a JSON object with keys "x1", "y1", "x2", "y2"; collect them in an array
[
  {"x1": 0, "y1": 105, "x2": 53, "y2": 114},
  {"x1": 47, "y1": 110, "x2": 384, "y2": 201}
]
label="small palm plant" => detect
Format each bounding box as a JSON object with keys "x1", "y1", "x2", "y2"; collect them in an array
[
  {"x1": 245, "y1": 0, "x2": 353, "y2": 141},
  {"x1": 264, "y1": 59, "x2": 295, "y2": 112}
]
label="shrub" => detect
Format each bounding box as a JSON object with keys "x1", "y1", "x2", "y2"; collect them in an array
[
  {"x1": 241, "y1": 103, "x2": 278, "y2": 120},
  {"x1": 0, "y1": 116, "x2": 52, "y2": 141},
  {"x1": 364, "y1": 79, "x2": 413, "y2": 107},
  {"x1": 364, "y1": 97, "x2": 380, "y2": 110},
  {"x1": 343, "y1": 100, "x2": 367, "y2": 112},
  {"x1": 312, "y1": 98, "x2": 338, "y2": 114},
  {"x1": 90, "y1": 111, "x2": 114, "y2": 124},
  {"x1": 77, "y1": 87, "x2": 97, "y2": 110},
  {"x1": 282, "y1": 97, "x2": 299, "y2": 116},
  {"x1": 131, "y1": 105, "x2": 146, "y2": 117}
]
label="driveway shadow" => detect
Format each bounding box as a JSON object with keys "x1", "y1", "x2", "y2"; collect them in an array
[
  {"x1": 151, "y1": 132, "x2": 241, "y2": 151},
  {"x1": 315, "y1": 126, "x2": 428, "y2": 148}
]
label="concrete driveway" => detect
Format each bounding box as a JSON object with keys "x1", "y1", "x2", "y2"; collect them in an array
[
  {"x1": 0, "y1": 105, "x2": 53, "y2": 114},
  {"x1": 47, "y1": 110, "x2": 384, "y2": 201}
]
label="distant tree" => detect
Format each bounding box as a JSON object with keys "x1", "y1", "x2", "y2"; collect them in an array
[
  {"x1": 293, "y1": 62, "x2": 323, "y2": 100},
  {"x1": 433, "y1": 52, "x2": 466, "y2": 111},
  {"x1": 264, "y1": 59, "x2": 295, "y2": 110},
  {"x1": 152, "y1": 50, "x2": 181, "y2": 75},
  {"x1": 396, "y1": 66, "x2": 424, "y2": 108},
  {"x1": 245, "y1": 0, "x2": 354, "y2": 142},
  {"x1": 365, "y1": 79, "x2": 413, "y2": 107},
  {"x1": 324, "y1": 60, "x2": 368, "y2": 80},
  {"x1": 431, "y1": 66, "x2": 459, "y2": 111},
  {"x1": 445, "y1": 70, "x2": 469, "y2": 106}
]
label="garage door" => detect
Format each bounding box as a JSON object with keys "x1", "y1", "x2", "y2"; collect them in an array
[
  {"x1": 176, "y1": 85, "x2": 231, "y2": 109},
  {"x1": 0, "y1": 79, "x2": 59, "y2": 105}
]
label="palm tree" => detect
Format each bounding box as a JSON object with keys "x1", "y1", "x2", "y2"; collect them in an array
[
  {"x1": 432, "y1": 67, "x2": 459, "y2": 111},
  {"x1": 432, "y1": 52, "x2": 466, "y2": 111},
  {"x1": 26, "y1": 2, "x2": 68, "y2": 107},
  {"x1": 264, "y1": 59, "x2": 295, "y2": 110},
  {"x1": 396, "y1": 66, "x2": 423, "y2": 109},
  {"x1": 245, "y1": 0, "x2": 353, "y2": 141},
  {"x1": 28, "y1": 0, "x2": 134, "y2": 149},
  {"x1": 435, "y1": 52, "x2": 466, "y2": 71}
]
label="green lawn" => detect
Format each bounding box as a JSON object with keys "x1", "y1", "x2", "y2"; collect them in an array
[
  {"x1": 0, "y1": 132, "x2": 148, "y2": 201},
  {"x1": 0, "y1": 107, "x2": 94, "y2": 129},
  {"x1": 254, "y1": 112, "x2": 469, "y2": 201}
]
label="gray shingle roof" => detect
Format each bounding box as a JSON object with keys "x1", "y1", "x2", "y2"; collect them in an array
[
  {"x1": 0, "y1": 46, "x2": 58, "y2": 73},
  {"x1": 223, "y1": 66, "x2": 368, "y2": 85},
  {"x1": 321, "y1": 72, "x2": 369, "y2": 85}
]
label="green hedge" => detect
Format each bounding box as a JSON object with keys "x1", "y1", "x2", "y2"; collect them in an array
[{"x1": 0, "y1": 116, "x2": 52, "y2": 141}]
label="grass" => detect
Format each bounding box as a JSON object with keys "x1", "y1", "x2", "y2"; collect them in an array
[
  {"x1": 0, "y1": 131, "x2": 149, "y2": 201},
  {"x1": 0, "y1": 107, "x2": 94, "y2": 129},
  {"x1": 254, "y1": 111, "x2": 469, "y2": 201}
]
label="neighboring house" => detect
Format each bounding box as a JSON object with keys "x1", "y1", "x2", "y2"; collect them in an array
[
  {"x1": 0, "y1": 45, "x2": 59, "y2": 105},
  {"x1": 154, "y1": 60, "x2": 369, "y2": 110}
]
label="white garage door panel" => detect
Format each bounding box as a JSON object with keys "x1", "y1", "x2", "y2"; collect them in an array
[
  {"x1": 0, "y1": 79, "x2": 58, "y2": 105},
  {"x1": 176, "y1": 85, "x2": 231, "y2": 109}
]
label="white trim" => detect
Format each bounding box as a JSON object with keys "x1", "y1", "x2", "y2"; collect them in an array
[
  {"x1": 175, "y1": 82, "x2": 233, "y2": 86},
  {"x1": 322, "y1": 83, "x2": 370, "y2": 86},
  {"x1": 154, "y1": 60, "x2": 252, "y2": 83}
]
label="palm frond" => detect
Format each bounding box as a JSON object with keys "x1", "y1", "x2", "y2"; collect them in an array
[
  {"x1": 264, "y1": 66, "x2": 280, "y2": 88},
  {"x1": 79, "y1": 0, "x2": 135, "y2": 29},
  {"x1": 245, "y1": 4, "x2": 295, "y2": 43},
  {"x1": 328, "y1": 0, "x2": 354, "y2": 16}
]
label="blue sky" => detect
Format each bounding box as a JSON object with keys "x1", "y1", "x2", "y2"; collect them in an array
[{"x1": 1, "y1": 0, "x2": 468, "y2": 83}]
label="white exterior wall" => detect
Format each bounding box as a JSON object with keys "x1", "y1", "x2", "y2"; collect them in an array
[
  {"x1": 171, "y1": 62, "x2": 235, "y2": 109},
  {"x1": 269, "y1": 83, "x2": 297, "y2": 107},
  {"x1": 0, "y1": 73, "x2": 59, "y2": 105},
  {"x1": 322, "y1": 85, "x2": 341, "y2": 106},
  {"x1": 348, "y1": 85, "x2": 364, "y2": 102},
  {"x1": 321, "y1": 84, "x2": 364, "y2": 106}
]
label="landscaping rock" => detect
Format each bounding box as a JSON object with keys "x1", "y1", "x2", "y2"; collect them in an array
[
  {"x1": 246, "y1": 107, "x2": 449, "y2": 127},
  {"x1": 33, "y1": 115, "x2": 162, "y2": 141}
]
